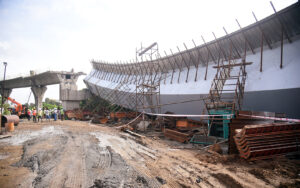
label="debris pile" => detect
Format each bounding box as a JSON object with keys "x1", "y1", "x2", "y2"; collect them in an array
[
  {"x1": 65, "y1": 109, "x2": 92, "y2": 121},
  {"x1": 164, "y1": 128, "x2": 190, "y2": 143},
  {"x1": 163, "y1": 118, "x2": 207, "y2": 143}
]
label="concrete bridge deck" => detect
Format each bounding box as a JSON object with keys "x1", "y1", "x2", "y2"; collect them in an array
[
  {"x1": 0, "y1": 71, "x2": 85, "y2": 89},
  {"x1": 0, "y1": 70, "x2": 88, "y2": 111}
]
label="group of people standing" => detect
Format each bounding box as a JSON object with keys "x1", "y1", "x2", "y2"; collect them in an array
[{"x1": 27, "y1": 107, "x2": 64, "y2": 122}]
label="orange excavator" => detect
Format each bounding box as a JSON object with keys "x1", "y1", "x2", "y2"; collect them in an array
[{"x1": 7, "y1": 97, "x2": 23, "y2": 116}]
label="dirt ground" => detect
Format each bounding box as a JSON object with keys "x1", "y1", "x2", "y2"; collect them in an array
[{"x1": 0, "y1": 120, "x2": 299, "y2": 188}]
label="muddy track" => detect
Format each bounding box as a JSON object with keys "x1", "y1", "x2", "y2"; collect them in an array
[
  {"x1": 90, "y1": 132, "x2": 160, "y2": 188},
  {"x1": 49, "y1": 133, "x2": 87, "y2": 188},
  {"x1": 96, "y1": 146, "x2": 112, "y2": 169},
  {"x1": 13, "y1": 131, "x2": 96, "y2": 188},
  {"x1": 1, "y1": 122, "x2": 299, "y2": 188},
  {"x1": 4, "y1": 125, "x2": 159, "y2": 188}
]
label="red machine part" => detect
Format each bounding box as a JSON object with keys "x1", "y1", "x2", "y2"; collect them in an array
[
  {"x1": 234, "y1": 122, "x2": 300, "y2": 160},
  {"x1": 7, "y1": 97, "x2": 23, "y2": 116}
]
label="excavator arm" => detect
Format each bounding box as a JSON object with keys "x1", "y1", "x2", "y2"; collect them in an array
[{"x1": 7, "y1": 97, "x2": 23, "y2": 113}]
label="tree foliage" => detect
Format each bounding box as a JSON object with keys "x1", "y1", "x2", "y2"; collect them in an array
[
  {"x1": 43, "y1": 98, "x2": 62, "y2": 110},
  {"x1": 79, "y1": 95, "x2": 133, "y2": 114},
  {"x1": 3, "y1": 103, "x2": 11, "y2": 115},
  {"x1": 80, "y1": 96, "x2": 112, "y2": 114}
]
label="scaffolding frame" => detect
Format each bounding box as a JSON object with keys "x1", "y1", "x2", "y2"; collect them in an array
[{"x1": 85, "y1": 2, "x2": 296, "y2": 122}]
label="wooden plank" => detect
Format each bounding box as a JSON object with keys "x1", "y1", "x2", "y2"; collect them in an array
[
  {"x1": 0, "y1": 135, "x2": 11, "y2": 139},
  {"x1": 124, "y1": 129, "x2": 145, "y2": 138}
]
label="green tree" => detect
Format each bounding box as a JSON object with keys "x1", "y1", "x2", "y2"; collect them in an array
[
  {"x1": 3, "y1": 103, "x2": 11, "y2": 115},
  {"x1": 42, "y1": 98, "x2": 62, "y2": 110}
]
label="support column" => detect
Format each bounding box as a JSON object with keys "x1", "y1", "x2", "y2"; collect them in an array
[
  {"x1": 58, "y1": 72, "x2": 87, "y2": 110},
  {"x1": 0, "y1": 89, "x2": 12, "y2": 101},
  {"x1": 31, "y1": 86, "x2": 47, "y2": 112},
  {"x1": 59, "y1": 73, "x2": 80, "y2": 101}
]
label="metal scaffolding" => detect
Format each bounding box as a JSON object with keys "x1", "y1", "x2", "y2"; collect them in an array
[{"x1": 84, "y1": 2, "x2": 299, "y2": 116}]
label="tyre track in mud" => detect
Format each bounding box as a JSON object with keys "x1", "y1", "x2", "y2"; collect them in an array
[
  {"x1": 7, "y1": 125, "x2": 161, "y2": 188},
  {"x1": 49, "y1": 133, "x2": 87, "y2": 188},
  {"x1": 10, "y1": 127, "x2": 105, "y2": 188},
  {"x1": 90, "y1": 131, "x2": 161, "y2": 188},
  {"x1": 96, "y1": 146, "x2": 112, "y2": 169}
]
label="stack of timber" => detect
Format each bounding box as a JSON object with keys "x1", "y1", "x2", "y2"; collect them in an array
[
  {"x1": 163, "y1": 118, "x2": 206, "y2": 143},
  {"x1": 234, "y1": 122, "x2": 300, "y2": 160},
  {"x1": 228, "y1": 111, "x2": 285, "y2": 154},
  {"x1": 163, "y1": 128, "x2": 191, "y2": 143}
]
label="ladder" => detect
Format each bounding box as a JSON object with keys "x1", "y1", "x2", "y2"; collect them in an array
[{"x1": 204, "y1": 59, "x2": 251, "y2": 138}]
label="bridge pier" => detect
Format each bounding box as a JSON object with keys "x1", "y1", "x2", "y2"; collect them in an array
[
  {"x1": 59, "y1": 71, "x2": 90, "y2": 110},
  {"x1": 0, "y1": 89, "x2": 12, "y2": 101},
  {"x1": 31, "y1": 86, "x2": 47, "y2": 112}
]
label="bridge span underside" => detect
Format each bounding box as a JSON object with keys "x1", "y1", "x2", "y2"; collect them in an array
[
  {"x1": 84, "y1": 2, "x2": 300, "y2": 119},
  {"x1": 86, "y1": 81, "x2": 300, "y2": 119}
]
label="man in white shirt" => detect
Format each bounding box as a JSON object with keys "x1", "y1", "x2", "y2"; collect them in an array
[{"x1": 45, "y1": 108, "x2": 50, "y2": 122}]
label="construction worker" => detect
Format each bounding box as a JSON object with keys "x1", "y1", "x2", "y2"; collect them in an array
[
  {"x1": 27, "y1": 109, "x2": 31, "y2": 121},
  {"x1": 32, "y1": 108, "x2": 37, "y2": 123},
  {"x1": 53, "y1": 108, "x2": 57, "y2": 121},
  {"x1": 45, "y1": 108, "x2": 50, "y2": 122},
  {"x1": 37, "y1": 108, "x2": 43, "y2": 122},
  {"x1": 58, "y1": 107, "x2": 61, "y2": 120},
  {"x1": 60, "y1": 108, "x2": 64, "y2": 121}
]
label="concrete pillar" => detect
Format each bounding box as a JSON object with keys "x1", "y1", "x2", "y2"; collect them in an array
[
  {"x1": 59, "y1": 73, "x2": 81, "y2": 91},
  {"x1": 58, "y1": 72, "x2": 86, "y2": 110},
  {"x1": 0, "y1": 89, "x2": 12, "y2": 101},
  {"x1": 31, "y1": 86, "x2": 47, "y2": 112}
]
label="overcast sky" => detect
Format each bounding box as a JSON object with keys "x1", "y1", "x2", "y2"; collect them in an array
[{"x1": 0, "y1": 0, "x2": 297, "y2": 104}]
